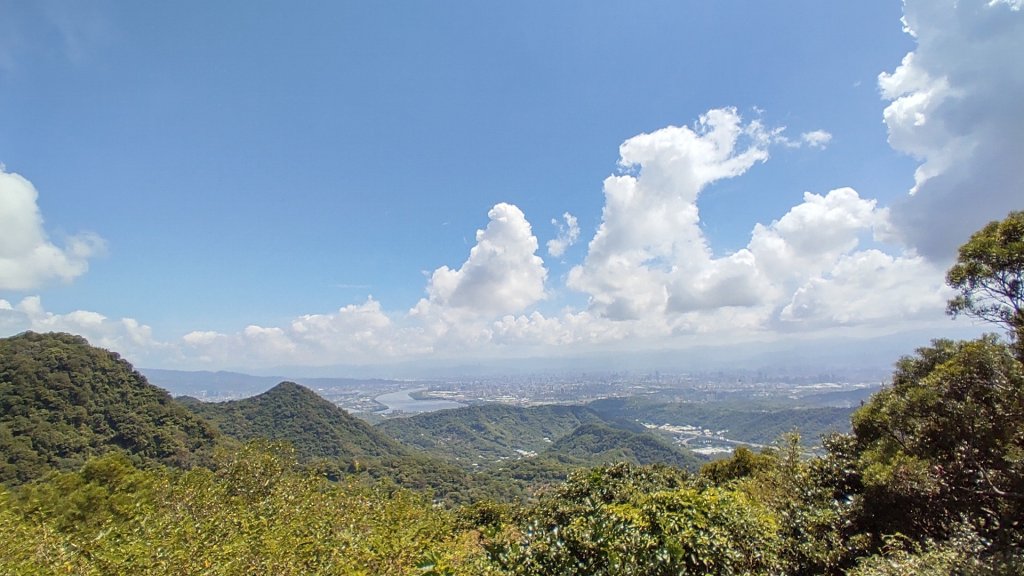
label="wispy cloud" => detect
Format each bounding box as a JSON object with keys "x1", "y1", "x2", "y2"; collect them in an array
[
  {"x1": 800, "y1": 130, "x2": 833, "y2": 149},
  {"x1": 547, "y1": 212, "x2": 580, "y2": 258}
]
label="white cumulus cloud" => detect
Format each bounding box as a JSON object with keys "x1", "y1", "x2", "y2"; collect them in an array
[
  {"x1": 0, "y1": 167, "x2": 104, "y2": 290},
  {"x1": 567, "y1": 108, "x2": 776, "y2": 321},
  {"x1": 748, "y1": 188, "x2": 888, "y2": 284},
  {"x1": 881, "y1": 0, "x2": 1024, "y2": 260},
  {"x1": 779, "y1": 250, "x2": 947, "y2": 328},
  {"x1": 562, "y1": 105, "x2": 949, "y2": 339},
  {"x1": 416, "y1": 202, "x2": 547, "y2": 319}
]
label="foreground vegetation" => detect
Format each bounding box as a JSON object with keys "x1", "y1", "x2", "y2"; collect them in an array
[
  {"x1": 2, "y1": 392, "x2": 1020, "y2": 575},
  {"x1": 2, "y1": 212, "x2": 1024, "y2": 573}
]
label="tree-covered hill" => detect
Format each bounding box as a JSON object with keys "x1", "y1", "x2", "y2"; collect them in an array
[
  {"x1": 588, "y1": 396, "x2": 853, "y2": 446},
  {"x1": 182, "y1": 386, "x2": 529, "y2": 504},
  {"x1": 477, "y1": 421, "x2": 703, "y2": 496},
  {"x1": 182, "y1": 381, "x2": 409, "y2": 462},
  {"x1": 378, "y1": 403, "x2": 619, "y2": 467},
  {"x1": 0, "y1": 332, "x2": 219, "y2": 484},
  {"x1": 541, "y1": 421, "x2": 701, "y2": 469},
  {"x1": 376, "y1": 402, "x2": 702, "y2": 498}
]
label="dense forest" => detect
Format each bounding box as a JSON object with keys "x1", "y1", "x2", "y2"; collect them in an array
[
  {"x1": 0, "y1": 332, "x2": 219, "y2": 484},
  {"x1": 1, "y1": 212, "x2": 1023, "y2": 573},
  {"x1": 180, "y1": 381, "x2": 410, "y2": 462}
]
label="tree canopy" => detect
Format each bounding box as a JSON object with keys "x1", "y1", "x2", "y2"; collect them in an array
[
  {"x1": 946, "y1": 210, "x2": 1024, "y2": 350},
  {"x1": 0, "y1": 332, "x2": 218, "y2": 484},
  {"x1": 848, "y1": 337, "x2": 1024, "y2": 546}
]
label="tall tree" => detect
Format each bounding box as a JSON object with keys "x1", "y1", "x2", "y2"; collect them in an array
[
  {"x1": 946, "y1": 210, "x2": 1024, "y2": 355},
  {"x1": 849, "y1": 337, "x2": 1024, "y2": 545}
]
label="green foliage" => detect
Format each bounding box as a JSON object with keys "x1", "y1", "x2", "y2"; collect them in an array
[
  {"x1": 483, "y1": 455, "x2": 577, "y2": 498},
  {"x1": 696, "y1": 436, "x2": 858, "y2": 574},
  {"x1": 0, "y1": 487, "x2": 97, "y2": 575},
  {"x1": 829, "y1": 214, "x2": 1024, "y2": 569},
  {"x1": 0, "y1": 443, "x2": 491, "y2": 575},
  {"x1": 360, "y1": 453, "x2": 527, "y2": 505},
  {"x1": 699, "y1": 445, "x2": 775, "y2": 484},
  {"x1": 849, "y1": 337, "x2": 1024, "y2": 545},
  {"x1": 739, "y1": 435, "x2": 855, "y2": 574},
  {"x1": 946, "y1": 211, "x2": 1024, "y2": 348},
  {"x1": 487, "y1": 462, "x2": 783, "y2": 575},
  {"x1": 847, "y1": 528, "x2": 1024, "y2": 576},
  {"x1": 0, "y1": 332, "x2": 219, "y2": 485}
]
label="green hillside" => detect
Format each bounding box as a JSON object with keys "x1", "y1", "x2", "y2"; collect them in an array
[
  {"x1": 0, "y1": 332, "x2": 218, "y2": 484},
  {"x1": 183, "y1": 381, "x2": 409, "y2": 462},
  {"x1": 482, "y1": 421, "x2": 702, "y2": 496},
  {"x1": 377, "y1": 402, "x2": 702, "y2": 497},
  {"x1": 378, "y1": 403, "x2": 612, "y2": 466},
  {"x1": 542, "y1": 421, "x2": 701, "y2": 469},
  {"x1": 588, "y1": 396, "x2": 853, "y2": 446}
]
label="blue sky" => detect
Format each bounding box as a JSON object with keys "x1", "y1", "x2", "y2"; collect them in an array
[{"x1": 1, "y1": 1, "x2": 1021, "y2": 373}]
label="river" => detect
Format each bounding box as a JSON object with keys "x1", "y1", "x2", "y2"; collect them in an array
[{"x1": 374, "y1": 388, "x2": 466, "y2": 414}]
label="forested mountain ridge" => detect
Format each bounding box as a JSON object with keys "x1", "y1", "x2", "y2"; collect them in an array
[
  {"x1": 181, "y1": 380, "x2": 409, "y2": 461},
  {"x1": 0, "y1": 333, "x2": 521, "y2": 503},
  {"x1": 377, "y1": 403, "x2": 613, "y2": 466},
  {"x1": 376, "y1": 400, "x2": 704, "y2": 497},
  {"x1": 0, "y1": 331, "x2": 218, "y2": 484},
  {"x1": 180, "y1": 381, "x2": 519, "y2": 503}
]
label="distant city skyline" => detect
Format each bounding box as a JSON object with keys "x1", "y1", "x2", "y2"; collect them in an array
[{"x1": 1, "y1": 1, "x2": 1021, "y2": 373}]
